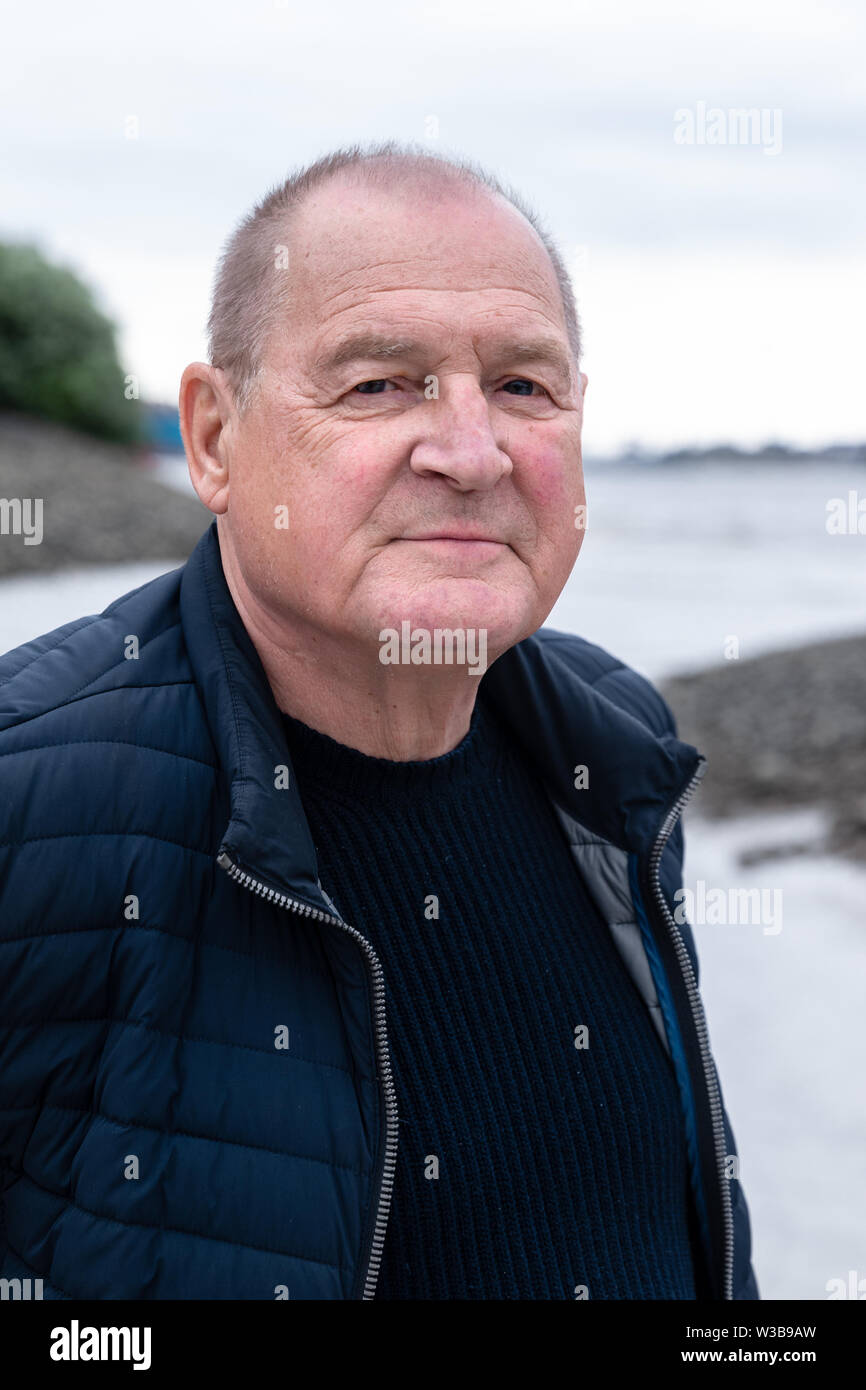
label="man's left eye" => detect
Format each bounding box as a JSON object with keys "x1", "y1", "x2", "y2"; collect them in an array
[
  {"x1": 353, "y1": 379, "x2": 395, "y2": 394},
  {"x1": 502, "y1": 379, "x2": 545, "y2": 396}
]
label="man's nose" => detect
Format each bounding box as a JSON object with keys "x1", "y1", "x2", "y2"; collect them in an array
[{"x1": 408, "y1": 377, "x2": 513, "y2": 492}]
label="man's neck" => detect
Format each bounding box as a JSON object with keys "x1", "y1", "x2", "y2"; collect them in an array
[{"x1": 269, "y1": 652, "x2": 480, "y2": 761}]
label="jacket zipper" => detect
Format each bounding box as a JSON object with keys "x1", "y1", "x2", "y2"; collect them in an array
[
  {"x1": 216, "y1": 849, "x2": 399, "y2": 1300},
  {"x1": 646, "y1": 757, "x2": 734, "y2": 1301},
  {"x1": 217, "y1": 760, "x2": 732, "y2": 1301}
]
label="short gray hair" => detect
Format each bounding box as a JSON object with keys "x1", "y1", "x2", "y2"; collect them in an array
[{"x1": 207, "y1": 139, "x2": 582, "y2": 414}]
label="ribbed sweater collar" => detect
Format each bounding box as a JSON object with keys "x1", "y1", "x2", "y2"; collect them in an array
[{"x1": 280, "y1": 692, "x2": 507, "y2": 802}]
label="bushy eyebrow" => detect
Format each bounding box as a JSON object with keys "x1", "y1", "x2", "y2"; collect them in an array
[{"x1": 313, "y1": 331, "x2": 573, "y2": 390}]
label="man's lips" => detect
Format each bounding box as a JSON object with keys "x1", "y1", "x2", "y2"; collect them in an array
[
  {"x1": 398, "y1": 532, "x2": 506, "y2": 544},
  {"x1": 396, "y1": 534, "x2": 508, "y2": 561}
]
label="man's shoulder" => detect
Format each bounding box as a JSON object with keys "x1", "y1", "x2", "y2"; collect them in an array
[
  {"x1": 531, "y1": 625, "x2": 679, "y2": 741},
  {"x1": 0, "y1": 563, "x2": 190, "y2": 741},
  {"x1": 0, "y1": 563, "x2": 217, "y2": 876},
  {"x1": 0, "y1": 564, "x2": 187, "y2": 733}
]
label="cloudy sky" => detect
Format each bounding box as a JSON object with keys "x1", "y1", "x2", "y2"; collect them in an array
[{"x1": 2, "y1": 0, "x2": 863, "y2": 453}]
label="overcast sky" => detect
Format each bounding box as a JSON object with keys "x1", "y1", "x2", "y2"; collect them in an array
[{"x1": 2, "y1": 0, "x2": 863, "y2": 453}]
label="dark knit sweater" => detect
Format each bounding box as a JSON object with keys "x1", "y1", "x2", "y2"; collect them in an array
[{"x1": 280, "y1": 693, "x2": 698, "y2": 1300}]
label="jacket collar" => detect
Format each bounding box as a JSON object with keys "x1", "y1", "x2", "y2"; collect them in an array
[{"x1": 180, "y1": 521, "x2": 702, "y2": 913}]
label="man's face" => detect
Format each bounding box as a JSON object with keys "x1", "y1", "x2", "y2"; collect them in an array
[{"x1": 218, "y1": 175, "x2": 587, "y2": 663}]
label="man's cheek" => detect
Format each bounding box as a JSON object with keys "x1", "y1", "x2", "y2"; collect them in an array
[{"x1": 525, "y1": 460, "x2": 581, "y2": 528}]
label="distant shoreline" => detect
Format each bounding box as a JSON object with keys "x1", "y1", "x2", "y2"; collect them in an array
[{"x1": 585, "y1": 441, "x2": 866, "y2": 468}]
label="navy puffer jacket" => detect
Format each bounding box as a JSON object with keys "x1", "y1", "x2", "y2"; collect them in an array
[{"x1": 0, "y1": 520, "x2": 758, "y2": 1300}]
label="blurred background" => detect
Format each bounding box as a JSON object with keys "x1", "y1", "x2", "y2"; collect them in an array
[{"x1": 1, "y1": 0, "x2": 864, "y2": 1300}]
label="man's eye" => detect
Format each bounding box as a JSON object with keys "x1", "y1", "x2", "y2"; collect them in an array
[
  {"x1": 502, "y1": 378, "x2": 545, "y2": 396},
  {"x1": 353, "y1": 379, "x2": 395, "y2": 394},
  {"x1": 350, "y1": 377, "x2": 548, "y2": 398}
]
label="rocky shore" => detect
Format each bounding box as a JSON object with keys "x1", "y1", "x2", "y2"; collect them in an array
[
  {"x1": 661, "y1": 633, "x2": 866, "y2": 863},
  {"x1": 0, "y1": 413, "x2": 210, "y2": 574}
]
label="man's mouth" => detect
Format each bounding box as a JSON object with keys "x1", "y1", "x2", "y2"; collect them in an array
[{"x1": 399, "y1": 530, "x2": 506, "y2": 546}]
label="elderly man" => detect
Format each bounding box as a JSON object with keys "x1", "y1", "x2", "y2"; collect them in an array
[{"x1": 0, "y1": 142, "x2": 757, "y2": 1301}]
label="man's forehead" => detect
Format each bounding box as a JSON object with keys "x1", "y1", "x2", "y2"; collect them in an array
[
  {"x1": 281, "y1": 179, "x2": 571, "y2": 380},
  {"x1": 288, "y1": 176, "x2": 558, "y2": 299},
  {"x1": 294, "y1": 169, "x2": 524, "y2": 240}
]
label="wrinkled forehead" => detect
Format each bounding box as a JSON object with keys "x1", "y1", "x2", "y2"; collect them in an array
[{"x1": 279, "y1": 173, "x2": 566, "y2": 344}]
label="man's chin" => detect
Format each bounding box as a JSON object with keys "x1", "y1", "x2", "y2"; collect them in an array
[{"x1": 371, "y1": 582, "x2": 535, "y2": 668}]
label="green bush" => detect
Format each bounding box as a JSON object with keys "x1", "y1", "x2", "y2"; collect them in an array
[{"x1": 0, "y1": 241, "x2": 143, "y2": 443}]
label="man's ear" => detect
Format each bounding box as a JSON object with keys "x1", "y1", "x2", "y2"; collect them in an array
[
  {"x1": 179, "y1": 363, "x2": 235, "y2": 515},
  {"x1": 579, "y1": 371, "x2": 588, "y2": 398}
]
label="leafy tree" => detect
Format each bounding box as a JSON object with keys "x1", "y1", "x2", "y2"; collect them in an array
[{"x1": 0, "y1": 241, "x2": 142, "y2": 442}]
